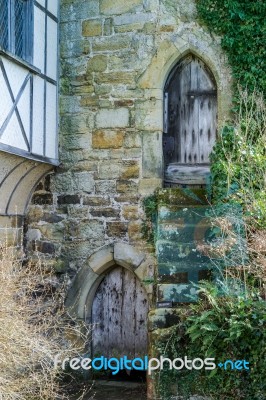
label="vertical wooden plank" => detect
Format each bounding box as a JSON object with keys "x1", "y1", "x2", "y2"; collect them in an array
[
  {"x1": 208, "y1": 96, "x2": 217, "y2": 161},
  {"x1": 198, "y1": 62, "x2": 215, "y2": 91},
  {"x1": 134, "y1": 279, "x2": 148, "y2": 358},
  {"x1": 189, "y1": 60, "x2": 199, "y2": 163},
  {"x1": 121, "y1": 268, "x2": 137, "y2": 359},
  {"x1": 198, "y1": 63, "x2": 217, "y2": 163},
  {"x1": 179, "y1": 62, "x2": 191, "y2": 163},
  {"x1": 107, "y1": 266, "x2": 123, "y2": 358},
  {"x1": 172, "y1": 71, "x2": 181, "y2": 162},
  {"x1": 190, "y1": 59, "x2": 198, "y2": 91},
  {"x1": 92, "y1": 276, "x2": 109, "y2": 357},
  {"x1": 163, "y1": 92, "x2": 168, "y2": 133},
  {"x1": 198, "y1": 96, "x2": 209, "y2": 162},
  {"x1": 91, "y1": 266, "x2": 149, "y2": 360},
  {"x1": 166, "y1": 72, "x2": 179, "y2": 164}
]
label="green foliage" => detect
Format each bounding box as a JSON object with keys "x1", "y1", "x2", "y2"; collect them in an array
[
  {"x1": 156, "y1": 283, "x2": 266, "y2": 400},
  {"x1": 196, "y1": 1, "x2": 266, "y2": 221},
  {"x1": 196, "y1": 0, "x2": 266, "y2": 97},
  {"x1": 141, "y1": 193, "x2": 159, "y2": 245},
  {"x1": 185, "y1": 283, "x2": 266, "y2": 399},
  {"x1": 210, "y1": 89, "x2": 266, "y2": 228}
]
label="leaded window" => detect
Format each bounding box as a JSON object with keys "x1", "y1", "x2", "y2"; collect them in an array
[{"x1": 0, "y1": 0, "x2": 33, "y2": 62}]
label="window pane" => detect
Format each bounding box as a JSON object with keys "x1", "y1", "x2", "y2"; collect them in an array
[
  {"x1": 15, "y1": 0, "x2": 25, "y2": 58},
  {"x1": 0, "y1": 0, "x2": 8, "y2": 50}
]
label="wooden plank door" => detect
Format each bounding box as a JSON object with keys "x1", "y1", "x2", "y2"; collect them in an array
[
  {"x1": 91, "y1": 266, "x2": 148, "y2": 359},
  {"x1": 164, "y1": 55, "x2": 217, "y2": 167}
]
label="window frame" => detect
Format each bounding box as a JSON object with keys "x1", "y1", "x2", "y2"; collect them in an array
[{"x1": 0, "y1": 0, "x2": 33, "y2": 63}]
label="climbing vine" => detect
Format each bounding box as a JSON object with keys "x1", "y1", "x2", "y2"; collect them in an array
[{"x1": 196, "y1": 0, "x2": 266, "y2": 99}]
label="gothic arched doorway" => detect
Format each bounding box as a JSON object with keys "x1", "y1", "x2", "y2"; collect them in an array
[
  {"x1": 163, "y1": 54, "x2": 217, "y2": 187},
  {"x1": 91, "y1": 265, "x2": 149, "y2": 360}
]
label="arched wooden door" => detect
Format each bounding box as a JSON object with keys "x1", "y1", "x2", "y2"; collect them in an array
[
  {"x1": 91, "y1": 266, "x2": 149, "y2": 359},
  {"x1": 163, "y1": 54, "x2": 217, "y2": 186}
]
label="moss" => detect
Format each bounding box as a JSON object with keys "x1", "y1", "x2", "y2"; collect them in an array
[
  {"x1": 142, "y1": 187, "x2": 209, "y2": 253},
  {"x1": 157, "y1": 188, "x2": 208, "y2": 206}
]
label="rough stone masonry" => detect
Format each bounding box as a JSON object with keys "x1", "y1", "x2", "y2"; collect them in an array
[
  {"x1": 26, "y1": 0, "x2": 231, "y2": 270},
  {"x1": 25, "y1": 1, "x2": 233, "y2": 395}
]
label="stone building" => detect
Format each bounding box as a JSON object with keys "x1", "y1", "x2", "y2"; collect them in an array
[{"x1": 0, "y1": 0, "x2": 233, "y2": 398}]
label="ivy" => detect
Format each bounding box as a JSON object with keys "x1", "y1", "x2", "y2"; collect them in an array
[
  {"x1": 141, "y1": 193, "x2": 159, "y2": 246},
  {"x1": 196, "y1": 1, "x2": 266, "y2": 224},
  {"x1": 196, "y1": 0, "x2": 266, "y2": 98}
]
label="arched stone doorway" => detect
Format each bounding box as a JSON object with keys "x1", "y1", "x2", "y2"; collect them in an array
[
  {"x1": 163, "y1": 54, "x2": 217, "y2": 187},
  {"x1": 91, "y1": 265, "x2": 148, "y2": 359},
  {"x1": 65, "y1": 243, "x2": 153, "y2": 359}
]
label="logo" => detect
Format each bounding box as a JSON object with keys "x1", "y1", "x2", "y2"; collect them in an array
[{"x1": 53, "y1": 354, "x2": 249, "y2": 375}]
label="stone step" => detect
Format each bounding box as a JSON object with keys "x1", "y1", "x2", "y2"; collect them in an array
[
  {"x1": 157, "y1": 187, "x2": 208, "y2": 207},
  {"x1": 157, "y1": 260, "x2": 213, "y2": 277}
]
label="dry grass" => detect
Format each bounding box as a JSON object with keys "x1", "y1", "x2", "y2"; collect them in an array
[
  {"x1": 0, "y1": 240, "x2": 90, "y2": 400},
  {"x1": 218, "y1": 227, "x2": 266, "y2": 299}
]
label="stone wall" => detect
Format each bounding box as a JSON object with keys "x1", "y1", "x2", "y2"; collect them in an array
[
  {"x1": 24, "y1": 1, "x2": 233, "y2": 397},
  {"x1": 26, "y1": 0, "x2": 232, "y2": 278}
]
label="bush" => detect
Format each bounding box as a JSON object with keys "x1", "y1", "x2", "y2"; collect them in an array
[
  {"x1": 156, "y1": 281, "x2": 265, "y2": 400},
  {"x1": 183, "y1": 282, "x2": 266, "y2": 399}
]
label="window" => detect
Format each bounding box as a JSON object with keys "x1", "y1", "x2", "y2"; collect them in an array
[{"x1": 0, "y1": 0, "x2": 33, "y2": 62}]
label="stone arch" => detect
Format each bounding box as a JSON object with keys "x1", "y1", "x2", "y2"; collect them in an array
[
  {"x1": 163, "y1": 53, "x2": 218, "y2": 186},
  {"x1": 137, "y1": 38, "x2": 232, "y2": 194},
  {"x1": 163, "y1": 48, "x2": 220, "y2": 95},
  {"x1": 0, "y1": 152, "x2": 53, "y2": 216},
  {"x1": 0, "y1": 152, "x2": 53, "y2": 244},
  {"x1": 65, "y1": 243, "x2": 153, "y2": 320},
  {"x1": 138, "y1": 39, "x2": 232, "y2": 126}
]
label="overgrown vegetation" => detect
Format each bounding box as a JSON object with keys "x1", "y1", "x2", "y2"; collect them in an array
[
  {"x1": 141, "y1": 191, "x2": 159, "y2": 245},
  {"x1": 210, "y1": 88, "x2": 266, "y2": 228},
  {"x1": 196, "y1": 0, "x2": 266, "y2": 98},
  {"x1": 0, "y1": 238, "x2": 90, "y2": 399},
  {"x1": 156, "y1": 279, "x2": 266, "y2": 400},
  {"x1": 154, "y1": 87, "x2": 266, "y2": 399},
  {"x1": 155, "y1": 89, "x2": 266, "y2": 398},
  {"x1": 151, "y1": 4, "x2": 266, "y2": 398}
]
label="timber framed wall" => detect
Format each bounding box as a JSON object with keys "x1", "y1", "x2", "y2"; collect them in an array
[
  {"x1": 0, "y1": 0, "x2": 59, "y2": 245},
  {"x1": 0, "y1": 0, "x2": 59, "y2": 164}
]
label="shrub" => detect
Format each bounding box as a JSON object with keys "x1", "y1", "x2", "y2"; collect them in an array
[{"x1": 156, "y1": 280, "x2": 265, "y2": 400}]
